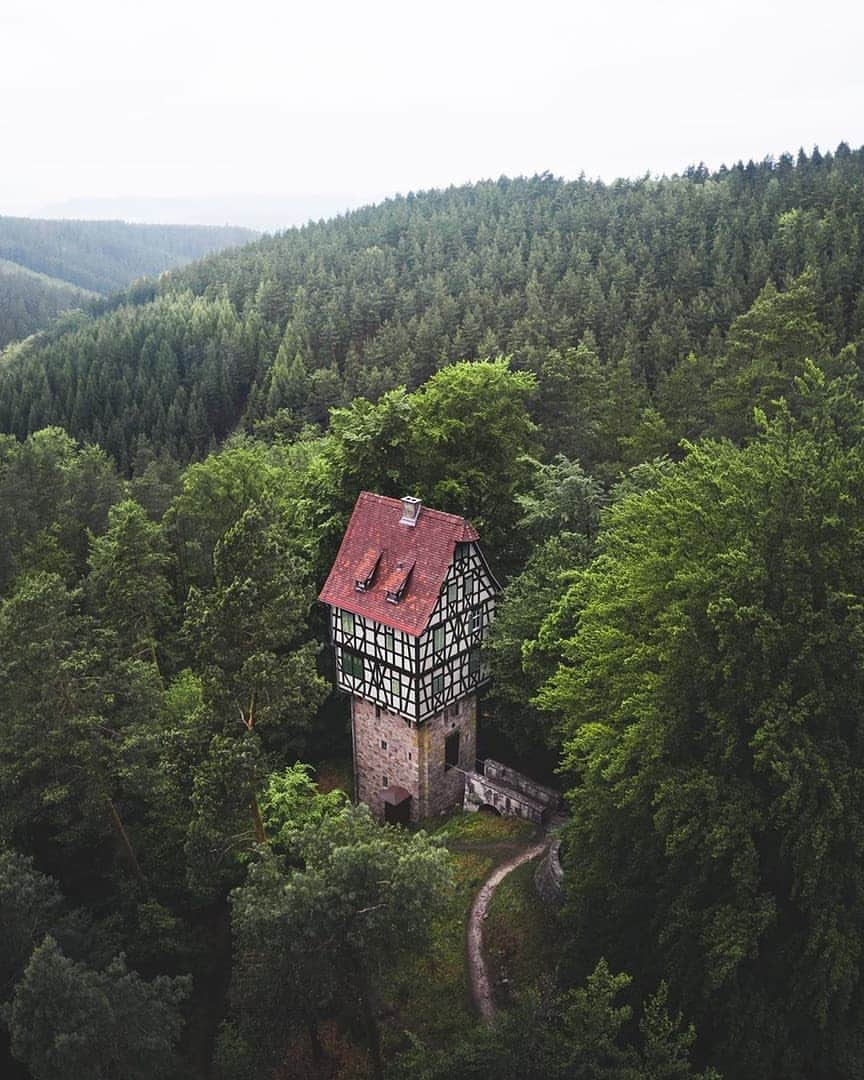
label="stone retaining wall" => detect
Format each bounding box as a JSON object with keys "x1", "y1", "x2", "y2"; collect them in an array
[
  {"x1": 534, "y1": 836, "x2": 564, "y2": 905},
  {"x1": 482, "y1": 759, "x2": 561, "y2": 811},
  {"x1": 464, "y1": 771, "x2": 547, "y2": 823}
]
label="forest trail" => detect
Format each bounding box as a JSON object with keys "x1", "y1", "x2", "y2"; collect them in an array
[{"x1": 467, "y1": 833, "x2": 550, "y2": 1022}]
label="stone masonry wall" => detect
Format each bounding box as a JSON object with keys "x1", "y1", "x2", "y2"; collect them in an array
[
  {"x1": 352, "y1": 694, "x2": 476, "y2": 823},
  {"x1": 352, "y1": 698, "x2": 420, "y2": 821},
  {"x1": 417, "y1": 695, "x2": 476, "y2": 819},
  {"x1": 482, "y1": 759, "x2": 561, "y2": 810},
  {"x1": 464, "y1": 772, "x2": 546, "y2": 823}
]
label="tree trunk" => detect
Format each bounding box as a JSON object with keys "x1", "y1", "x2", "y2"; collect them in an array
[
  {"x1": 245, "y1": 690, "x2": 266, "y2": 844},
  {"x1": 106, "y1": 797, "x2": 147, "y2": 889},
  {"x1": 306, "y1": 1018, "x2": 324, "y2": 1063},
  {"x1": 354, "y1": 963, "x2": 383, "y2": 1080},
  {"x1": 148, "y1": 637, "x2": 162, "y2": 678},
  {"x1": 251, "y1": 788, "x2": 266, "y2": 844}
]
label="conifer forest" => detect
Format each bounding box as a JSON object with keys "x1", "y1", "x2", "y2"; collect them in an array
[{"x1": 3, "y1": 145, "x2": 864, "y2": 1078}]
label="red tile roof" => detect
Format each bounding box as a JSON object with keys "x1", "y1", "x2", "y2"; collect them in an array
[{"x1": 319, "y1": 492, "x2": 480, "y2": 636}]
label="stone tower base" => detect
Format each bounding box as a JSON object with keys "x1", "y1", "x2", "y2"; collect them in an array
[{"x1": 351, "y1": 695, "x2": 477, "y2": 823}]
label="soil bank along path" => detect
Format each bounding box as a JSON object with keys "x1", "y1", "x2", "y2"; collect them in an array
[{"x1": 467, "y1": 836, "x2": 549, "y2": 1022}]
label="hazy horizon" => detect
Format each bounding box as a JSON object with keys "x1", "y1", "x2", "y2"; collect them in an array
[
  {"x1": 23, "y1": 193, "x2": 374, "y2": 232},
  {"x1": 3, "y1": 0, "x2": 863, "y2": 229}
]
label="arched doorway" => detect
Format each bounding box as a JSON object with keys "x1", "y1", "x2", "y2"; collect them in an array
[{"x1": 382, "y1": 784, "x2": 412, "y2": 825}]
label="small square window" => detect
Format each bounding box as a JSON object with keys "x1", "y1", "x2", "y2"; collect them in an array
[{"x1": 342, "y1": 651, "x2": 364, "y2": 679}]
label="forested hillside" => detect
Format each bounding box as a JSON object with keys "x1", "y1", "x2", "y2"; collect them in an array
[
  {"x1": 1, "y1": 145, "x2": 864, "y2": 469},
  {"x1": 0, "y1": 217, "x2": 256, "y2": 349},
  {"x1": 3, "y1": 144, "x2": 864, "y2": 1080},
  {"x1": 0, "y1": 259, "x2": 96, "y2": 349}
]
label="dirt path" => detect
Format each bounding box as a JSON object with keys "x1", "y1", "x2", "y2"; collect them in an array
[{"x1": 467, "y1": 835, "x2": 549, "y2": 1022}]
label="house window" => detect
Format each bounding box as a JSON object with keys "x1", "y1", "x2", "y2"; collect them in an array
[
  {"x1": 341, "y1": 650, "x2": 364, "y2": 679},
  {"x1": 384, "y1": 627, "x2": 395, "y2": 655},
  {"x1": 446, "y1": 579, "x2": 458, "y2": 605},
  {"x1": 381, "y1": 739, "x2": 387, "y2": 750},
  {"x1": 383, "y1": 775, "x2": 389, "y2": 788},
  {"x1": 340, "y1": 610, "x2": 355, "y2": 635},
  {"x1": 407, "y1": 751, "x2": 412, "y2": 761},
  {"x1": 389, "y1": 674, "x2": 400, "y2": 697},
  {"x1": 471, "y1": 606, "x2": 482, "y2": 633},
  {"x1": 445, "y1": 730, "x2": 460, "y2": 770},
  {"x1": 432, "y1": 673, "x2": 444, "y2": 697},
  {"x1": 433, "y1": 625, "x2": 445, "y2": 653},
  {"x1": 464, "y1": 572, "x2": 475, "y2": 600},
  {"x1": 468, "y1": 649, "x2": 481, "y2": 677}
]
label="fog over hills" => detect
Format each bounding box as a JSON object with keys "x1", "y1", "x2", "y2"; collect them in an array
[{"x1": 31, "y1": 193, "x2": 380, "y2": 232}]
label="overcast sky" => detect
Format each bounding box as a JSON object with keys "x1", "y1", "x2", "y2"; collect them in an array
[{"x1": 2, "y1": 0, "x2": 863, "y2": 228}]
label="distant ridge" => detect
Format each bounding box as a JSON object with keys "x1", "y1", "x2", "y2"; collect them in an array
[
  {"x1": 0, "y1": 216, "x2": 257, "y2": 348},
  {"x1": 0, "y1": 216, "x2": 258, "y2": 295}
]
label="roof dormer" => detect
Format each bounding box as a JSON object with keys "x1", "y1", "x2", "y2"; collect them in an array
[
  {"x1": 354, "y1": 549, "x2": 382, "y2": 592},
  {"x1": 383, "y1": 560, "x2": 415, "y2": 604}
]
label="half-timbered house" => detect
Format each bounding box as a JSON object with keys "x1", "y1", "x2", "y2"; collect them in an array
[{"x1": 319, "y1": 493, "x2": 499, "y2": 823}]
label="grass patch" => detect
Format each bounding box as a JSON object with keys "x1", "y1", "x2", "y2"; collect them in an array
[
  {"x1": 429, "y1": 809, "x2": 538, "y2": 844},
  {"x1": 483, "y1": 857, "x2": 559, "y2": 1009}
]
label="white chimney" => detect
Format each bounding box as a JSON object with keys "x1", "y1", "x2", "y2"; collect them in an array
[{"x1": 399, "y1": 496, "x2": 421, "y2": 526}]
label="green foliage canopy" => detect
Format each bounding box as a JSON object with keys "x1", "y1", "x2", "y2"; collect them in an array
[
  {"x1": 5, "y1": 935, "x2": 190, "y2": 1080},
  {"x1": 539, "y1": 381, "x2": 864, "y2": 1077}
]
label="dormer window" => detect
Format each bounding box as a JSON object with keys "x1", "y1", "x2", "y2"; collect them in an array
[
  {"x1": 399, "y1": 496, "x2": 422, "y2": 526},
  {"x1": 354, "y1": 549, "x2": 382, "y2": 592},
  {"x1": 383, "y1": 560, "x2": 415, "y2": 604}
]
